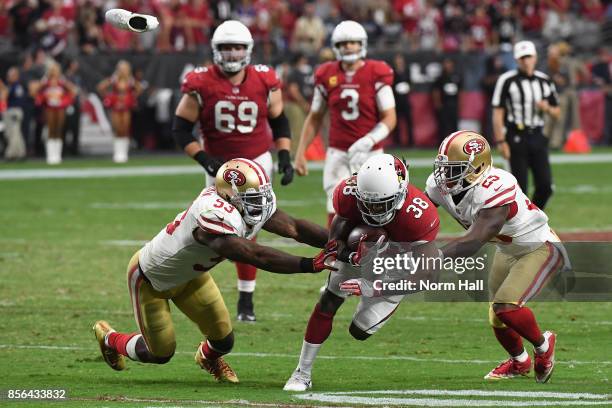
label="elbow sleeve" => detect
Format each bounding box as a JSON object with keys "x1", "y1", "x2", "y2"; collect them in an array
[
  {"x1": 172, "y1": 115, "x2": 196, "y2": 149},
  {"x1": 268, "y1": 112, "x2": 291, "y2": 140}
]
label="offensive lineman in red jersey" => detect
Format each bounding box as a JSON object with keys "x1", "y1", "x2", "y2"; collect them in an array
[
  {"x1": 172, "y1": 20, "x2": 295, "y2": 322},
  {"x1": 283, "y1": 154, "x2": 440, "y2": 391},
  {"x1": 294, "y1": 20, "x2": 397, "y2": 227}
]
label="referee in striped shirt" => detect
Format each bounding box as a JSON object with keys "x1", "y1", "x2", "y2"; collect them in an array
[{"x1": 492, "y1": 41, "x2": 560, "y2": 209}]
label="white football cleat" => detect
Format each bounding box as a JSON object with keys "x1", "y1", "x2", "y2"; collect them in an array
[
  {"x1": 283, "y1": 369, "x2": 312, "y2": 391},
  {"x1": 105, "y1": 9, "x2": 159, "y2": 33}
]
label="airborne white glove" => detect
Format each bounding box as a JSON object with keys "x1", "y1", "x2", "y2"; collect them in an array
[
  {"x1": 340, "y1": 278, "x2": 381, "y2": 297},
  {"x1": 347, "y1": 136, "x2": 375, "y2": 158},
  {"x1": 105, "y1": 9, "x2": 159, "y2": 33},
  {"x1": 348, "y1": 151, "x2": 369, "y2": 173}
]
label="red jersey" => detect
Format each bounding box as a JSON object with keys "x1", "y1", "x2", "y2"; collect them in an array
[
  {"x1": 333, "y1": 176, "x2": 440, "y2": 242},
  {"x1": 103, "y1": 77, "x2": 137, "y2": 112},
  {"x1": 314, "y1": 60, "x2": 394, "y2": 151},
  {"x1": 181, "y1": 64, "x2": 280, "y2": 161},
  {"x1": 36, "y1": 78, "x2": 73, "y2": 109}
]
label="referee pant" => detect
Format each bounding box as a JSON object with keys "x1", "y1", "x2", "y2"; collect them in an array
[{"x1": 506, "y1": 126, "x2": 553, "y2": 209}]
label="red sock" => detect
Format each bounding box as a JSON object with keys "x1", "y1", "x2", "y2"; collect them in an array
[
  {"x1": 304, "y1": 303, "x2": 335, "y2": 344},
  {"x1": 327, "y1": 213, "x2": 335, "y2": 228},
  {"x1": 237, "y1": 262, "x2": 257, "y2": 281},
  {"x1": 495, "y1": 307, "x2": 544, "y2": 346},
  {"x1": 493, "y1": 327, "x2": 524, "y2": 357},
  {"x1": 200, "y1": 340, "x2": 225, "y2": 361},
  {"x1": 107, "y1": 332, "x2": 139, "y2": 357}
]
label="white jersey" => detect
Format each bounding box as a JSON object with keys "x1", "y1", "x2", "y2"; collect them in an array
[
  {"x1": 139, "y1": 186, "x2": 276, "y2": 291},
  {"x1": 426, "y1": 167, "x2": 555, "y2": 253}
]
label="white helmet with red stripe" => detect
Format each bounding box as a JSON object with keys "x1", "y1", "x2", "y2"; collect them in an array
[
  {"x1": 434, "y1": 130, "x2": 492, "y2": 195},
  {"x1": 355, "y1": 154, "x2": 409, "y2": 227},
  {"x1": 215, "y1": 158, "x2": 275, "y2": 226}
]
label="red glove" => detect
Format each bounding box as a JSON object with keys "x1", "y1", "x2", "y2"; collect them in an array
[{"x1": 312, "y1": 240, "x2": 339, "y2": 272}]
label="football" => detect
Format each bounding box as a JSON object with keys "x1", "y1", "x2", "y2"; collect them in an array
[{"x1": 347, "y1": 225, "x2": 388, "y2": 250}]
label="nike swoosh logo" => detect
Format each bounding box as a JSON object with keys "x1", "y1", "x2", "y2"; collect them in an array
[
  {"x1": 493, "y1": 185, "x2": 502, "y2": 192},
  {"x1": 430, "y1": 220, "x2": 437, "y2": 227}
]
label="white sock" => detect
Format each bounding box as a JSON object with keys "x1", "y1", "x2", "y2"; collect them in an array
[
  {"x1": 103, "y1": 330, "x2": 115, "y2": 348},
  {"x1": 536, "y1": 335, "x2": 549, "y2": 354},
  {"x1": 126, "y1": 334, "x2": 143, "y2": 361},
  {"x1": 237, "y1": 279, "x2": 256, "y2": 293},
  {"x1": 512, "y1": 349, "x2": 529, "y2": 363},
  {"x1": 297, "y1": 340, "x2": 321, "y2": 375}
]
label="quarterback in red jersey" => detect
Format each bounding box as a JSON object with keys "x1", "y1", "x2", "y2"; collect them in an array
[
  {"x1": 284, "y1": 154, "x2": 440, "y2": 391},
  {"x1": 172, "y1": 20, "x2": 294, "y2": 322},
  {"x1": 294, "y1": 20, "x2": 397, "y2": 227}
]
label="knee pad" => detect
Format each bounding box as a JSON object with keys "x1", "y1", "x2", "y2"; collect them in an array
[
  {"x1": 349, "y1": 322, "x2": 371, "y2": 341},
  {"x1": 488, "y1": 304, "x2": 507, "y2": 329},
  {"x1": 319, "y1": 291, "x2": 344, "y2": 314},
  {"x1": 148, "y1": 352, "x2": 174, "y2": 364},
  {"x1": 208, "y1": 332, "x2": 234, "y2": 354}
]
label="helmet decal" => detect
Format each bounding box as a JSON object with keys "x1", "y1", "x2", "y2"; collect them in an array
[
  {"x1": 223, "y1": 168, "x2": 247, "y2": 186},
  {"x1": 463, "y1": 138, "x2": 486, "y2": 155}
]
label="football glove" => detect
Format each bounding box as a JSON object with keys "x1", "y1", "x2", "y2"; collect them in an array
[
  {"x1": 105, "y1": 9, "x2": 159, "y2": 33},
  {"x1": 277, "y1": 149, "x2": 294, "y2": 186},
  {"x1": 194, "y1": 151, "x2": 224, "y2": 177},
  {"x1": 347, "y1": 135, "x2": 375, "y2": 158},
  {"x1": 312, "y1": 240, "x2": 339, "y2": 272},
  {"x1": 340, "y1": 278, "x2": 381, "y2": 297},
  {"x1": 349, "y1": 234, "x2": 388, "y2": 267},
  {"x1": 348, "y1": 151, "x2": 370, "y2": 173}
]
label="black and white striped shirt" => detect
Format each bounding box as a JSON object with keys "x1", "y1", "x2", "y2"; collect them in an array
[{"x1": 492, "y1": 69, "x2": 558, "y2": 129}]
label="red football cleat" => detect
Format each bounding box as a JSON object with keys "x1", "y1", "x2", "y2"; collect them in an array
[
  {"x1": 484, "y1": 356, "x2": 531, "y2": 380},
  {"x1": 534, "y1": 331, "x2": 556, "y2": 383}
]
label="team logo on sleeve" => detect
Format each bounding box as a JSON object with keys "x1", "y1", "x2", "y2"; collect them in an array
[
  {"x1": 329, "y1": 76, "x2": 337, "y2": 87},
  {"x1": 223, "y1": 169, "x2": 247, "y2": 186},
  {"x1": 463, "y1": 138, "x2": 486, "y2": 154}
]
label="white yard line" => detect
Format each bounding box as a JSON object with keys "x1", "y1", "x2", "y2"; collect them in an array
[
  {"x1": 1, "y1": 153, "x2": 611, "y2": 180},
  {"x1": 0, "y1": 344, "x2": 610, "y2": 365}
]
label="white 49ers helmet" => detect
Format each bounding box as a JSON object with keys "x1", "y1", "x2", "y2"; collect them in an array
[
  {"x1": 434, "y1": 130, "x2": 492, "y2": 195},
  {"x1": 215, "y1": 158, "x2": 275, "y2": 226},
  {"x1": 356, "y1": 154, "x2": 409, "y2": 227},
  {"x1": 331, "y1": 20, "x2": 367, "y2": 63},
  {"x1": 211, "y1": 20, "x2": 254, "y2": 73}
]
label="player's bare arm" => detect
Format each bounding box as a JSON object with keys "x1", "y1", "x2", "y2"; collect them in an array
[
  {"x1": 294, "y1": 102, "x2": 326, "y2": 176},
  {"x1": 441, "y1": 205, "x2": 509, "y2": 258},
  {"x1": 268, "y1": 88, "x2": 294, "y2": 185},
  {"x1": 262, "y1": 208, "x2": 328, "y2": 249},
  {"x1": 194, "y1": 229, "x2": 331, "y2": 274},
  {"x1": 173, "y1": 93, "x2": 223, "y2": 176},
  {"x1": 492, "y1": 107, "x2": 510, "y2": 160}
]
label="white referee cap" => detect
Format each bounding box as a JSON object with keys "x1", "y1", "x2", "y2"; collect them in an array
[{"x1": 514, "y1": 41, "x2": 537, "y2": 59}]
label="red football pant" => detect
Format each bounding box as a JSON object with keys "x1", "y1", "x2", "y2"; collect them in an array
[
  {"x1": 237, "y1": 262, "x2": 257, "y2": 282},
  {"x1": 493, "y1": 327, "x2": 524, "y2": 357},
  {"x1": 495, "y1": 306, "x2": 544, "y2": 346}
]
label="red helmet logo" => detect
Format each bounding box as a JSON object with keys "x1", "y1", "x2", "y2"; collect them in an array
[
  {"x1": 223, "y1": 169, "x2": 246, "y2": 186},
  {"x1": 463, "y1": 138, "x2": 486, "y2": 155}
]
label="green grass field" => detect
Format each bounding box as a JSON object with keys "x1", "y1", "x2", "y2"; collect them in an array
[{"x1": 1, "y1": 152, "x2": 611, "y2": 407}]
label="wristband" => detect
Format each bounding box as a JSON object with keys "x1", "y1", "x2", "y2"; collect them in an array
[{"x1": 300, "y1": 257, "x2": 314, "y2": 273}]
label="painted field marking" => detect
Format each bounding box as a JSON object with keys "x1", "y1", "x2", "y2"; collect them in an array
[
  {"x1": 296, "y1": 389, "x2": 612, "y2": 407},
  {"x1": 0, "y1": 344, "x2": 610, "y2": 365}
]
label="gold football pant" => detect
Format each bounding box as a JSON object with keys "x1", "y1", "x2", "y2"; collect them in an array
[
  {"x1": 126, "y1": 251, "x2": 232, "y2": 358},
  {"x1": 488, "y1": 242, "x2": 564, "y2": 328}
]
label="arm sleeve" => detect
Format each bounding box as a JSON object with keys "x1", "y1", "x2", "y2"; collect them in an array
[{"x1": 310, "y1": 86, "x2": 327, "y2": 113}]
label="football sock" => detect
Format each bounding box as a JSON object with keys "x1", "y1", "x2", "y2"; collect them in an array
[
  {"x1": 237, "y1": 263, "x2": 257, "y2": 292},
  {"x1": 125, "y1": 334, "x2": 144, "y2": 361},
  {"x1": 535, "y1": 335, "x2": 550, "y2": 354},
  {"x1": 200, "y1": 340, "x2": 225, "y2": 361},
  {"x1": 495, "y1": 307, "x2": 544, "y2": 346},
  {"x1": 493, "y1": 327, "x2": 524, "y2": 357},
  {"x1": 106, "y1": 331, "x2": 139, "y2": 358},
  {"x1": 304, "y1": 303, "x2": 334, "y2": 344},
  {"x1": 513, "y1": 350, "x2": 530, "y2": 363},
  {"x1": 297, "y1": 341, "x2": 321, "y2": 375}
]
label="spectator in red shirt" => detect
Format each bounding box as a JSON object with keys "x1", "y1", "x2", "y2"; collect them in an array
[{"x1": 468, "y1": 5, "x2": 492, "y2": 51}]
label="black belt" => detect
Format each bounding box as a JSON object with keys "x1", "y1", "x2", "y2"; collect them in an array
[{"x1": 507, "y1": 123, "x2": 542, "y2": 133}]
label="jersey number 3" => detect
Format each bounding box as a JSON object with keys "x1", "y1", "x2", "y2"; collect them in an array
[
  {"x1": 215, "y1": 100, "x2": 258, "y2": 133},
  {"x1": 340, "y1": 89, "x2": 359, "y2": 121}
]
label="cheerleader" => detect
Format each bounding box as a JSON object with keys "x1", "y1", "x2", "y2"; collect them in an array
[
  {"x1": 98, "y1": 60, "x2": 142, "y2": 163},
  {"x1": 34, "y1": 62, "x2": 76, "y2": 165}
]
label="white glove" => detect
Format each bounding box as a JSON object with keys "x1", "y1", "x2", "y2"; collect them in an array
[
  {"x1": 105, "y1": 9, "x2": 159, "y2": 33},
  {"x1": 349, "y1": 151, "x2": 369, "y2": 173},
  {"x1": 347, "y1": 136, "x2": 375, "y2": 158},
  {"x1": 340, "y1": 278, "x2": 381, "y2": 297}
]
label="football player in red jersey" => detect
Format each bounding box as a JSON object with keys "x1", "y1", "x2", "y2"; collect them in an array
[
  {"x1": 294, "y1": 20, "x2": 397, "y2": 227},
  {"x1": 283, "y1": 154, "x2": 440, "y2": 391},
  {"x1": 172, "y1": 20, "x2": 294, "y2": 322}
]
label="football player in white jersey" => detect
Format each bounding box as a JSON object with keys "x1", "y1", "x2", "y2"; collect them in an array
[
  {"x1": 426, "y1": 131, "x2": 569, "y2": 383},
  {"x1": 93, "y1": 158, "x2": 335, "y2": 383}
]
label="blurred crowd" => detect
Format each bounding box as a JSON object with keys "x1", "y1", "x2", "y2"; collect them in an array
[{"x1": 0, "y1": 0, "x2": 609, "y2": 58}]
